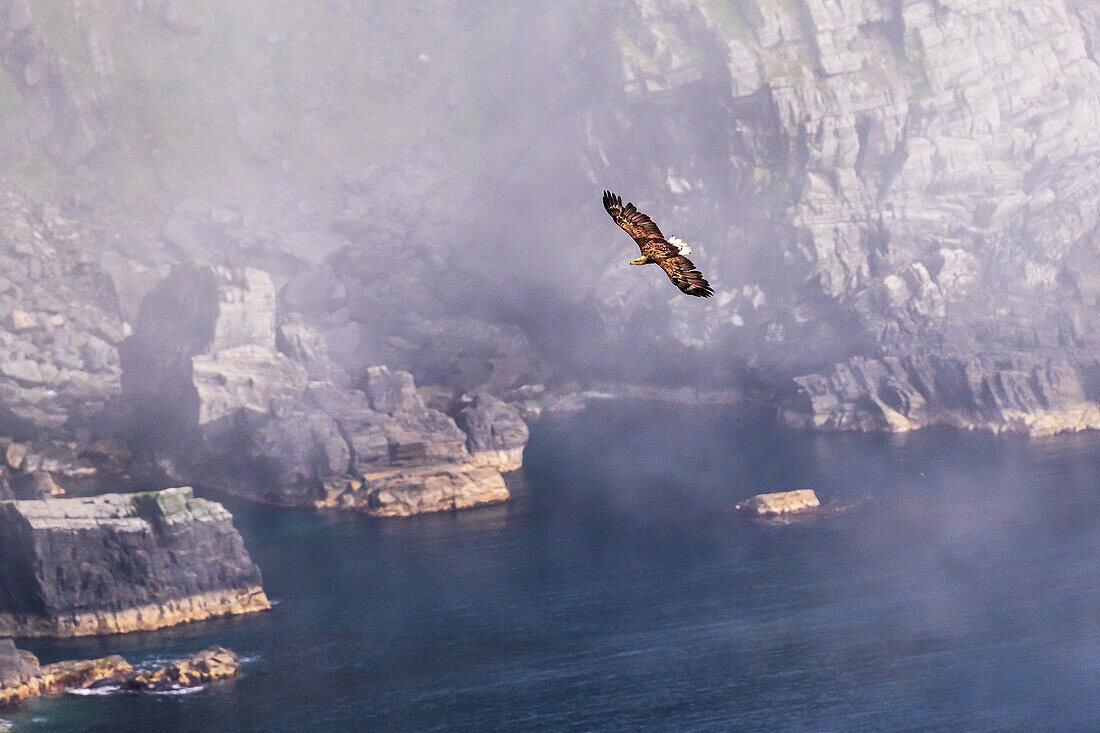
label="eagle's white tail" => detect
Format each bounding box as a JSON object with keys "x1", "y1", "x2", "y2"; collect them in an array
[{"x1": 668, "y1": 235, "x2": 692, "y2": 256}]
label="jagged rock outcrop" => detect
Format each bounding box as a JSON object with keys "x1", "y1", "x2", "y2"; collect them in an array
[
  {"x1": 0, "y1": 639, "x2": 130, "y2": 706},
  {"x1": 307, "y1": 373, "x2": 520, "y2": 516},
  {"x1": 319, "y1": 464, "x2": 510, "y2": 517},
  {"x1": 454, "y1": 392, "x2": 528, "y2": 471},
  {"x1": 0, "y1": 487, "x2": 269, "y2": 637},
  {"x1": 0, "y1": 642, "x2": 241, "y2": 706},
  {"x1": 122, "y1": 263, "x2": 527, "y2": 511},
  {"x1": 120, "y1": 263, "x2": 311, "y2": 500},
  {"x1": 783, "y1": 351, "x2": 1100, "y2": 435},
  {"x1": 120, "y1": 262, "x2": 301, "y2": 438},
  {"x1": 120, "y1": 646, "x2": 241, "y2": 692}
]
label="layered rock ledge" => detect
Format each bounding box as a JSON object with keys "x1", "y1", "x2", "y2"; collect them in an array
[
  {"x1": 737, "y1": 490, "x2": 821, "y2": 516},
  {"x1": 0, "y1": 487, "x2": 269, "y2": 637},
  {"x1": 319, "y1": 464, "x2": 510, "y2": 517},
  {"x1": 783, "y1": 352, "x2": 1100, "y2": 436}
]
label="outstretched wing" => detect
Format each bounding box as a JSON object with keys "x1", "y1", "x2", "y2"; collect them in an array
[
  {"x1": 603, "y1": 190, "x2": 664, "y2": 248},
  {"x1": 653, "y1": 241, "x2": 714, "y2": 298}
]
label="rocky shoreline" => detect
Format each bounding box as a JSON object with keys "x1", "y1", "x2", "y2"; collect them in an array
[
  {"x1": 0, "y1": 639, "x2": 130, "y2": 707},
  {"x1": 782, "y1": 352, "x2": 1100, "y2": 437},
  {"x1": 0, "y1": 641, "x2": 242, "y2": 706}
]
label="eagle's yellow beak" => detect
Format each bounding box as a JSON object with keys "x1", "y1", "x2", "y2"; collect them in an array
[{"x1": 629, "y1": 257, "x2": 647, "y2": 265}]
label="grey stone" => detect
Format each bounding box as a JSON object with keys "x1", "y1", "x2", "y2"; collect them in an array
[
  {"x1": 8, "y1": 470, "x2": 65, "y2": 500},
  {"x1": 0, "y1": 638, "x2": 39, "y2": 688},
  {"x1": 455, "y1": 392, "x2": 529, "y2": 453},
  {"x1": 244, "y1": 405, "x2": 351, "y2": 504},
  {"x1": 0, "y1": 359, "x2": 43, "y2": 384}
]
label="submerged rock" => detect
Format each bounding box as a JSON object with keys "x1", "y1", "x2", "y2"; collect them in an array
[
  {"x1": 0, "y1": 487, "x2": 269, "y2": 637},
  {"x1": 737, "y1": 490, "x2": 821, "y2": 517}
]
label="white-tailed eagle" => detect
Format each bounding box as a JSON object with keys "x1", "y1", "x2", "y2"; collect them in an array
[{"x1": 602, "y1": 190, "x2": 713, "y2": 298}]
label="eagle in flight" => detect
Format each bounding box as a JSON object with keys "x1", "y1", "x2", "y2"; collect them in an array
[{"x1": 602, "y1": 190, "x2": 714, "y2": 298}]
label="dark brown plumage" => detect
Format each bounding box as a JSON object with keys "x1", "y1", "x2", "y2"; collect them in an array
[{"x1": 602, "y1": 190, "x2": 714, "y2": 298}]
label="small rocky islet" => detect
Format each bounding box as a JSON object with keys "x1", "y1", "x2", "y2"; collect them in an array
[
  {"x1": 736, "y1": 489, "x2": 822, "y2": 517},
  {"x1": 0, "y1": 639, "x2": 242, "y2": 707}
]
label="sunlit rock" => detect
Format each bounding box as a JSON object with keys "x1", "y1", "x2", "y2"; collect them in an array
[
  {"x1": 0, "y1": 640, "x2": 131, "y2": 706},
  {"x1": 737, "y1": 490, "x2": 821, "y2": 516},
  {"x1": 122, "y1": 647, "x2": 241, "y2": 692},
  {"x1": 0, "y1": 642, "x2": 241, "y2": 705},
  {"x1": 321, "y1": 464, "x2": 510, "y2": 517}
]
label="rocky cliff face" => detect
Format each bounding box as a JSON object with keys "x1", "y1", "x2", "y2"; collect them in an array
[
  {"x1": 0, "y1": 487, "x2": 269, "y2": 637},
  {"x1": 0, "y1": 1, "x2": 1098, "y2": 437},
  {"x1": 0, "y1": 187, "x2": 131, "y2": 436},
  {"x1": 574, "y1": 0, "x2": 1100, "y2": 433}
]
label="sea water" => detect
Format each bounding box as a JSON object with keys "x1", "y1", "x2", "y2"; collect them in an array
[{"x1": 6, "y1": 401, "x2": 1100, "y2": 731}]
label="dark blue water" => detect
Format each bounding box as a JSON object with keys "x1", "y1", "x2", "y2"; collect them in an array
[{"x1": 5, "y1": 401, "x2": 1100, "y2": 731}]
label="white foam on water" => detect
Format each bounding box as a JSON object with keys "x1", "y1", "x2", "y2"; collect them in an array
[
  {"x1": 67, "y1": 685, "x2": 121, "y2": 697},
  {"x1": 149, "y1": 685, "x2": 205, "y2": 696},
  {"x1": 134, "y1": 657, "x2": 177, "y2": 669},
  {"x1": 579, "y1": 391, "x2": 616, "y2": 400}
]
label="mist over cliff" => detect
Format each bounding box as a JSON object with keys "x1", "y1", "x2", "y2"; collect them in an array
[{"x1": 1, "y1": 0, "x2": 1100, "y2": 434}]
